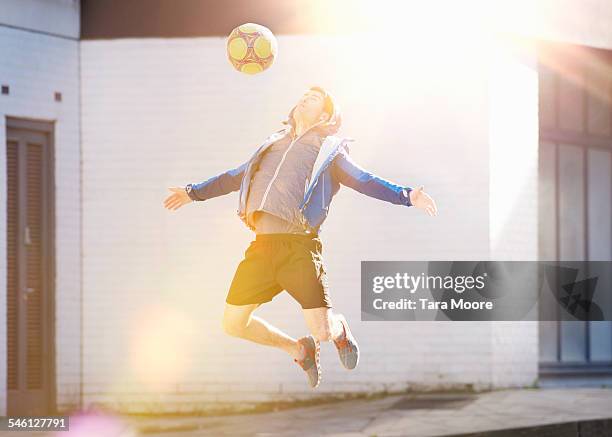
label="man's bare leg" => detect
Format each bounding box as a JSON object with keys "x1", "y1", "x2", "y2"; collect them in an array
[
  {"x1": 302, "y1": 307, "x2": 345, "y2": 342},
  {"x1": 303, "y1": 307, "x2": 359, "y2": 369},
  {"x1": 222, "y1": 303, "x2": 303, "y2": 360}
]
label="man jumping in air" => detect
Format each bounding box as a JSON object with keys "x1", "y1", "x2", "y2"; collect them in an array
[{"x1": 163, "y1": 87, "x2": 438, "y2": 388}]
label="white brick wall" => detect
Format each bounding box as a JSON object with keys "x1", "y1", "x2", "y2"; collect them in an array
[
  {"x1": 0, "y1": 25, "x2": 81, "y2": 413},
  {"x1": 79, "y1": 32, "x2": 538, "y2": 412},
  {"x1": 0, "y1": 0, "x2": 79, "y2": 39},
  {"x1": 488, "y1": 36, "x2": 541, "y2": 388}
]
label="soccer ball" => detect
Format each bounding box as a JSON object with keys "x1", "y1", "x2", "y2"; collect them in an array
[{"x1": 227, "y1": 23, "x2": 277, "y2": 75}]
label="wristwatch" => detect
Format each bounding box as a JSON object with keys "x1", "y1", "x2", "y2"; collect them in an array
[
  {"x1": 185, "y1": 183, "x2": 197, "y2": 201},
  {"x1": 401, "y1": 188, "x2": 413, "y2": 207}
]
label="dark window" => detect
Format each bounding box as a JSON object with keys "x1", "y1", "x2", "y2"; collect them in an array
[{"x1": 538, "y1": 41, "x2": 612, "y2": 377}]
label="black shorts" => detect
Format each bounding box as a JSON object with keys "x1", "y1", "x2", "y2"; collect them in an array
[{"x1": 226, "y1": 233, "x2": 332, "y2": 309}]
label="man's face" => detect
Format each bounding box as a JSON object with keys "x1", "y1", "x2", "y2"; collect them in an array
[{"x1": 293, "y1": 89, "x2": 328, "y2": 124}]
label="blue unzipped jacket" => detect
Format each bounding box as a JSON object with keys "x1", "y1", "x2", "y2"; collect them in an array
[{"x1": 186, "y1": 126, "x2": 413, "y2": 233}]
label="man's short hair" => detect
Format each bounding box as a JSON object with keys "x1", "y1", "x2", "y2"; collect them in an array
[
  {"x1": 309, "y1": 86, "x2": 334, "y2": 117},
  {"x1": 283, "y1": 85, "x2": 342, "y2": 135}
]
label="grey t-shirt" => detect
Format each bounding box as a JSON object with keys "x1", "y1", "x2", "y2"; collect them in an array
[{"x1": 245, "y1": 128, "x2": 323, "y2": 234}]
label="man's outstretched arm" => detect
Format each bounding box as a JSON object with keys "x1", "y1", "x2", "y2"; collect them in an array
[
  {"x1": 185, "y1": 161, "x2": 248, "y2": 201},
  {"x1": 163, "y1": 161, "x2": 248, "y2": 211},
  {"x1": 333, "y1": 149, "x2": 413, "y2": 206}
]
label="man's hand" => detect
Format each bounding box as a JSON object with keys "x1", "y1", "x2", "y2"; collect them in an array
[
  {"x1": 163, "y1": 186, "x2": 193, "y2": 211},
  {"x1": 409, "y1": 185, "x2": 438, "y2": 216}
]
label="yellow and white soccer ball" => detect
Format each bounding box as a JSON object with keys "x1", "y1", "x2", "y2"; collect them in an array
[{"x1": 227, "y1": 23, "x2": 277, "y2": 75}]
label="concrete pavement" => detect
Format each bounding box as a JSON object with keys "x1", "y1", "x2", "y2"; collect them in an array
[
  {"x1": 124, "y1": 387, "x2": 612, "y2": 436},
  {"x1": 2, "y1": 388, "x2": 611, "y2": 436}
]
